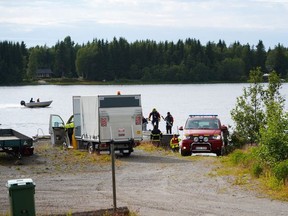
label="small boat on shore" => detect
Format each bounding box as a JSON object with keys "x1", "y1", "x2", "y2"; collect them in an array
[{"x1": 20, "y1": 100, "x2": 53, "y2": 108}]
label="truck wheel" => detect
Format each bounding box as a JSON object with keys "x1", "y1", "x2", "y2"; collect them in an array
[
  {"x1": 17, "y1": 151, "x2": 22, "y2": 159},
  {"x1": 216, "y1": 151, "x2": 221, "y2": 156},
  {"x1": 88, "y1": 142, "x2": 94, "y2": 154},
  {"x1": 122, "y1": 152, "x2": 131, "y2": 157},
  {"x1": 181, "y1": 150, "x2": 190, "y2": 156},
  {"x1": 221, "y1": 146, "x2": 227, "y2": 156}
]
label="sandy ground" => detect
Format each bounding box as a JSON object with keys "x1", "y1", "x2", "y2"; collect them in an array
[{"x1": 1, "y1": 141, "x2": 288, "y2": 216}]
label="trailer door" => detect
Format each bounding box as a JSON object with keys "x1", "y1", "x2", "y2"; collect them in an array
[{"x1": 98, "y1": 95, "x2": 142, "y2": 142}]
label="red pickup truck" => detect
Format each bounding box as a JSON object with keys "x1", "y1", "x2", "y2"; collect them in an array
[{"x1": 179, "y1": 115, "x2": 229, "y2": 156}]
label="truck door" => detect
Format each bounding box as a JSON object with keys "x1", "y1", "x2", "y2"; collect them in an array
[
  {"x1": 73, "y1": 96, "x2": 82, "y2": 138},
  {"x1": 49, "y1": 114, "x2": 66, "y2": 145}
]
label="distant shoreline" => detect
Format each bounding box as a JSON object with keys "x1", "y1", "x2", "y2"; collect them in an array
[{"x1": 0, "y1": 78, "x2": 248, "y2": 86}]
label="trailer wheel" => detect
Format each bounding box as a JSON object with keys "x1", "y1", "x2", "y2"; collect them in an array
[
  {"x1": 122, "y1": 152, "x2": 131, "y2": 157},
  {"x1": 16, "y1": 151, "x2": 22, "y2": 159},
  {"x1": 88, "y1": 142, "x2": 94, "y2": 154}
]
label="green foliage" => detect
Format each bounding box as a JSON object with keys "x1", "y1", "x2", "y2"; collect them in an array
[
  {"x1": 227, "y1": 147, "x2": 264, "y2": 178},
  {"x1": 223, "y1": 147, "x2": 262, "y2": 177},
  {"x1": 53, "y1": 36, "x2": 77, "y2": 78},
  {"x1": 217, "y1": 57, "x2": 246, "y2": 81},
  {"x1": 230, "y1": 149, "x2": 248, "y2": 165},
  {"x1": 252, "y1": 163, "x2": 263, "y2": 178},
  {"x1": 2, "y1": 37, "x2": 288, "y2": 84},
  {"x1": 258, "y1": 102, "x2": 288, "y2": 164},
  {"x1": 229, "y1": 131, "x2": 247, "y2": 148},
  {"x1": 273, "y1": 160, "x2": 288, "y2": 185},
  {"x1": 222, "y1": 146, "x2": 288, "y2": 199},
  {"x1": 230, "y1": 67, "x2": 265, "y2": 145},
  {"x1": 266, "y1": 44, "x2": 288, "y2": 79},
  {"x1": 257, "y1": 71, "x2": 288, "y2": 164},
  {"x1": 0, "y1": 41, "x2": 27, "y2": 84},
  {"x1": 231, "y1": 67, "x2": 288, "y2": 174}
]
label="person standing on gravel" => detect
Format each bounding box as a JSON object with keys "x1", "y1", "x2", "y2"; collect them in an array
[
  {"x1": 150, "y1": 125, "x2": 163, "y2": 147},
  {"x1": 170, "y1": 134, "x2": 180, "y2": 152}
]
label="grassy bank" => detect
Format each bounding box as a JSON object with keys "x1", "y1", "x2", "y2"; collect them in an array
[{"x1": 215, "y1": 147, "x2": 288, "y2": 201}]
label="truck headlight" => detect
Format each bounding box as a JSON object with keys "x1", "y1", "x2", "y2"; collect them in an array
[
  {"x1": 193, "y1": 137, "x2": 199, "y2": 142},
  {"x1": 203, "y1": 137, "x2": 209, "y2": 142},
  {"x1": 184, "y1": 134, "x2": 191, "y2": 140},
  {"x1": 212, "y1": 135, "x2": 221, "y2": 140}
]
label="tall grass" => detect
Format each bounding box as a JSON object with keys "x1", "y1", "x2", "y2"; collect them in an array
[{"x1": 218, "y1": 146, "x2": 288, "y2": 201}]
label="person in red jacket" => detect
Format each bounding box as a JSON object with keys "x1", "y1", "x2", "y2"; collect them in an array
[{"x1": 170, "y1": 134, "x2": 181, "y2": 152}]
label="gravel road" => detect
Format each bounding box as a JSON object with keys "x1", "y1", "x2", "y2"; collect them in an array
[{"x1": 1, "y1": 142, "x2": 288, "y2": 216}]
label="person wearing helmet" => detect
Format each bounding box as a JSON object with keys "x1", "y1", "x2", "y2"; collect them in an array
[
  {"x1": 150, "y1": 125, "x2": 163, "y2": 147},
  {"x1": 148, "y1": 108, "x2": 161, "y2": 129},
  {"x1": 170, "y1": 134, "x2": 180, "y2": 152}
]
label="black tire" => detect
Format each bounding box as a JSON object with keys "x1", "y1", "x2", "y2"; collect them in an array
[
  {"x1": 122, "y1": 152, "x2": 131, "y2": 157},
  {"x1": 181, "y1": 149, "x2": 190, "y2": 156},
  {"x1": 87, "y1": 142, "x2": 94, "y2": 154},
  {"x1": 16, "y1": 151, "x2": 22, "y2": 159},
  {"x1": 221, "y1": 146, "x2": 227, "y2": 156},
  {"x1": 216, "y1": 149, "x2": 222, "y2": 156},
  {"x1": 12, "y1": 148, "x2": 22, "y2": 159}
]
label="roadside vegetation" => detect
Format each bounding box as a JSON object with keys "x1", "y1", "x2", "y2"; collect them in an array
[{"x1": 225, "y1": 67, "x2": 288, "y2": 200}]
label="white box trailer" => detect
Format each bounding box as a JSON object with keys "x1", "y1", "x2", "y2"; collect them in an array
[{"x1": 73, "y1": 94, "x2": 143, "y2": 156}]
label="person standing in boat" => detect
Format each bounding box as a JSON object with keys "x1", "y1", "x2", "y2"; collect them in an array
[
  {"x1": 30, "y1": 98, "x2": 34, "y2": 103},
  {"x1": 37, "y1": 98, "x2": 40, "y2": 102}
]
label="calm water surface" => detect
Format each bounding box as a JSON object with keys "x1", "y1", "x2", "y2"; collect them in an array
[{"x1": 1, "y1": 83, "x2": 287, "y2": 137}]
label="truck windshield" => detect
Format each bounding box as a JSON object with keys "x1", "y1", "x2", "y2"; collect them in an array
[{"x1": 186, "y1": 119, "x2": 219, "y2": 129}]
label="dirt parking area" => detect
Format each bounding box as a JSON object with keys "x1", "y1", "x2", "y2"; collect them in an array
[{"x1": 1, "y1": 141, "x2": 288, "y2": 216}]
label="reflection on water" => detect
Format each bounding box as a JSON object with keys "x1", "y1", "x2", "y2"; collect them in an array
[{"x1": 0, "y1": 83, "x2": 287, "y2": 137}]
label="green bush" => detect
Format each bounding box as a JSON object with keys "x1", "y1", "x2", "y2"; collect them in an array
[
  {"x1": 230, "y1": 131, "x2": 247, "y2": 149},
  {"x1": 273, "y1": 160, "x2": 288, "y2": 185},
  {"x1": 230, "y1": 149, "x2": 248, "y2": 165},
  {"x1": 252, "y1": 163, "x2": 263, "y2": 178}
]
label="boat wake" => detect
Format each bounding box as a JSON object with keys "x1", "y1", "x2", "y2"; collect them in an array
[{"x1": 0, "y1": 104, "x2": 21, "y2": 109}]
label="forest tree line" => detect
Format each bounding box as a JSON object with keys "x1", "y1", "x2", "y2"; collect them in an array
[{"x1": 1, "y1": 36, "x2": 288, "y2": 85}]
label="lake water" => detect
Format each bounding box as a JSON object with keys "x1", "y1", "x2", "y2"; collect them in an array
[{"x1": 1, "y1": 83, "x2": 288, "y2": 137}]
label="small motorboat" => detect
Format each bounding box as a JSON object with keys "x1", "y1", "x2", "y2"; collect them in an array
[{"x1": 20, "y1": 100, "x2": 53, "y2": 108}]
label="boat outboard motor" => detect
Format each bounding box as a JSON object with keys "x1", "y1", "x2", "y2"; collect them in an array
[{"x1": 20, "y1": 100, "x2": 26, "y2": 106}]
